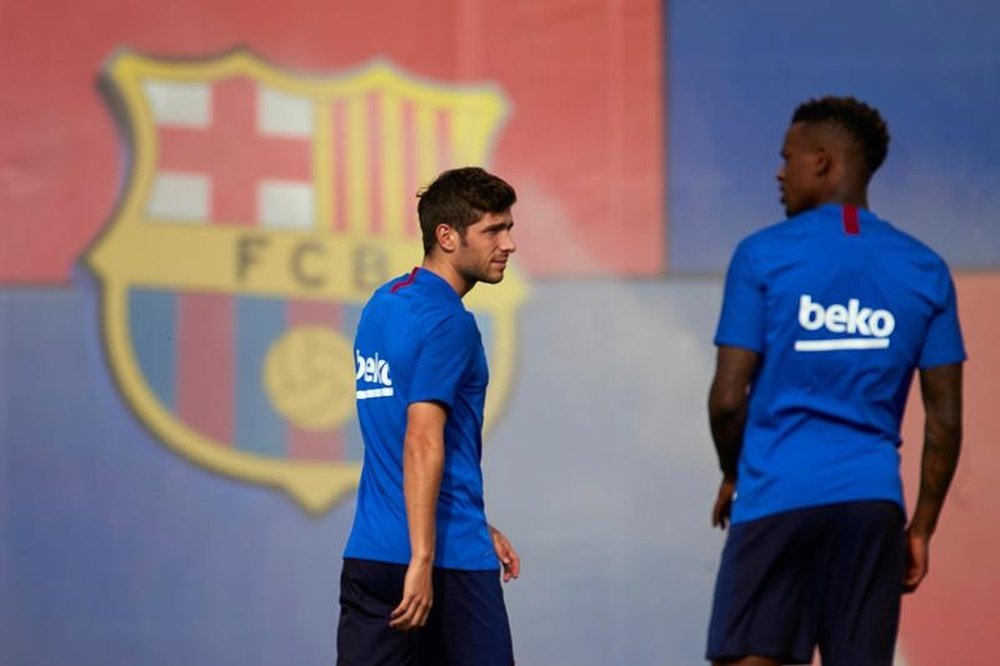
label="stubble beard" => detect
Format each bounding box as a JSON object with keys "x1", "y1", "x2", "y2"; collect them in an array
[{"x1": 460, "y1": 262, "x2": 504, "y2": 287}]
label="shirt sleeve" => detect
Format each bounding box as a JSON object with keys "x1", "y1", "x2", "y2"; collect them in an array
[
  {"x1": 714, "y1": 239, "x2": 766, "y2": 353},
  {"x1": 918, "y1": 268, "x2": 967, "y2": 369},
  {"x1": 409, "y1": 312, "x2": 477, "y2": 409}
]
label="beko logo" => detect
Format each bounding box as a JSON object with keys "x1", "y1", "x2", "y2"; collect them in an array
[
  {"x1": 355, "y1": 350, "x2": 394, "y2": 399},
  {"x1": 795, "y1": 294, "x2": 895, "y2": 352}
]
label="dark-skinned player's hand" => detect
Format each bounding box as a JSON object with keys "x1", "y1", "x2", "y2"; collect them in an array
[{"x1": 712, "y1": 476, "x2": 736, "y2": 529}]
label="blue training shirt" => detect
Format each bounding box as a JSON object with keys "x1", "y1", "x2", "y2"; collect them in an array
[
  {"x1": 345, "y1": 267, "x2": 498, "y2": 570},
  {"x1": 715, "y1": 204, "x2": 966, "y2": 525}
]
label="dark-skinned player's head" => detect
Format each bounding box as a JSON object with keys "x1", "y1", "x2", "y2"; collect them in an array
[
  {"x1": 778, "y1": 96, "x2": 890, "y2": 216},
  {"x1": 792, "y1": 96, "x2": 890, "y2": 179}
]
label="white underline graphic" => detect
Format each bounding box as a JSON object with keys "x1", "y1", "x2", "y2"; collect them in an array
[
  {"x1": 795, "y1": 338, "x2": 890, "y2": 352},
  {"x1": 357, "y1": 387, "x2": 395, "y2": 399}
]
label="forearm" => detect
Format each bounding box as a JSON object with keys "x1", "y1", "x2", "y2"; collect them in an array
[
  {"x1": 909, "y1": 420, "x2": 961, "y2": 538},
  {"x1": 910, "y1": 363, "x2": 963, "y2": 538},
  {"x1": 707, "y1": 346, "x2": 758, "y2": 479},
  {"x1": 709, "y1": 390, "x2": 747, "y2": 479},
  {"x1": 402, "y1": 431, "x2": 444, "y2": 563}
]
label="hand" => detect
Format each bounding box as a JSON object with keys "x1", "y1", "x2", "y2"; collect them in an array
[
  {"x1": 711, "y1": 476, "x2": 736, "y2": 529},
  {"x1": 389, "y1": 559, "x2": 433, "y2": 631},
  {"x1": 489, "y1": 525, "x2": 520, "y2": 582},
  {"x1": 903, "y1": 531, "x2": 930, "y2": 593}
]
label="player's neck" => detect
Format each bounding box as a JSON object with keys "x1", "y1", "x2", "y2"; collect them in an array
[
  {"x1": 420, "y1": 256, "x2": 475, "y2": 299},
  {"x1": 818, "y1": 183, "x2": 869, "y2": 211}
]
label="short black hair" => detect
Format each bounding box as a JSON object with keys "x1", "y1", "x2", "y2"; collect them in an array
[
  {"x1": 792, "y1": 96, "x2": 890, "y2": 177},
  {"x1": 417, "y1": 167, "x2": 517, "y2": 253}
]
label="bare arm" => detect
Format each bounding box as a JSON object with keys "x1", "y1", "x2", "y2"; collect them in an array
[
  {"x1": 488, "y1": 524, "x2": 521, "y2": 583},
  {"x1": 904, "y1": 363, "x2": 963, "y2": 592},
  {"x1": 707, "y1": 346, "x2": 760, "y2": 528},
  {"x1": 389, "y1": 401, "x2": 447, "y2": 631}
]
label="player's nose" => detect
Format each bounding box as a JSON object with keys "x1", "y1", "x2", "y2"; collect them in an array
[{"x1": 500, "y1": 230, "x2": 516, "y2": 253}]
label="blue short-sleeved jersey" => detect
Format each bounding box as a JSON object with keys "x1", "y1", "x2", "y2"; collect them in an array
[
  {"x1": 715, "y1": 204, "x2": 966, "y2": 524},
  {"x1": 344, "y1": 267, "x2": 498, "y2": 570}
]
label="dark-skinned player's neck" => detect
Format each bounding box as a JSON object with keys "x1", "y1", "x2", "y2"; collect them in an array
[
  {"x1": 421, "y1": 254, "x2": 476, "y2": 299},
  {"x1": 818, "y1": 182, "x2": 869, "y2": 211}
]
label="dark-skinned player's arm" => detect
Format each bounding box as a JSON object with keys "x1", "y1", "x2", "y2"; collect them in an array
[
  {"x1": 904, "y1": 363, "x2": 963, "y2": 593},
  {"x1": 389, "y1": 401, "x2": 447, "y2": 631},
  {"x1": 707, "y1": 346, "x2": 760, "y2": 529}
]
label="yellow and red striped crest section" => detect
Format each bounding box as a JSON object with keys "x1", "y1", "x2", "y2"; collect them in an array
[{"x1": 88, "y1": 50, "x2": 528, "y2": 514}]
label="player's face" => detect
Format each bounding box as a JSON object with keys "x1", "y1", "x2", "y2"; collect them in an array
[
  {"x1": 777, "y1": 122, "x2": 822, "y2": 217},
  {"x1": 455, "y1": 210, "x2": 517, "y2": 285}
]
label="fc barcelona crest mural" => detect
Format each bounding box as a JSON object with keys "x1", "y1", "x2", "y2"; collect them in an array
[{"x1": 87, "y1": 49, "x2": 528, "y2": 514}]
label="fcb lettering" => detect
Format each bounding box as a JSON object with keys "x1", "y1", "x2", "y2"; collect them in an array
[{"x1": 236, "y1": 235, "x2": 392, "y2": 292}]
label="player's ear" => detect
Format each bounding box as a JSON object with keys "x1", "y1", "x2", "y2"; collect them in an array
[
  {"x1": 813, "y1": 145, "x2": 831, "y2": 177},
  {"x1": 435, "y1": 223, "x2": 457, "y2": 252}
]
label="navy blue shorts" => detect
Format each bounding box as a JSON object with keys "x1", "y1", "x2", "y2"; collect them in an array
[
  {"x1": 707, "y1": 501, "x2": 905, "y2": 666},
  {"x1": 337, "y1": 558, "x2": 514, "y2": 666}
]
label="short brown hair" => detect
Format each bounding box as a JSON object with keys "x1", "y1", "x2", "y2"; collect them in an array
[{"x1": 417, "y1": 167, "x2": 517, "y2": 253}]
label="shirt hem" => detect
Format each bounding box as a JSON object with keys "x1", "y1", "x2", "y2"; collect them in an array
[{"x1": 730, "y1": 494, "x2": 904, "y2": 526}]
